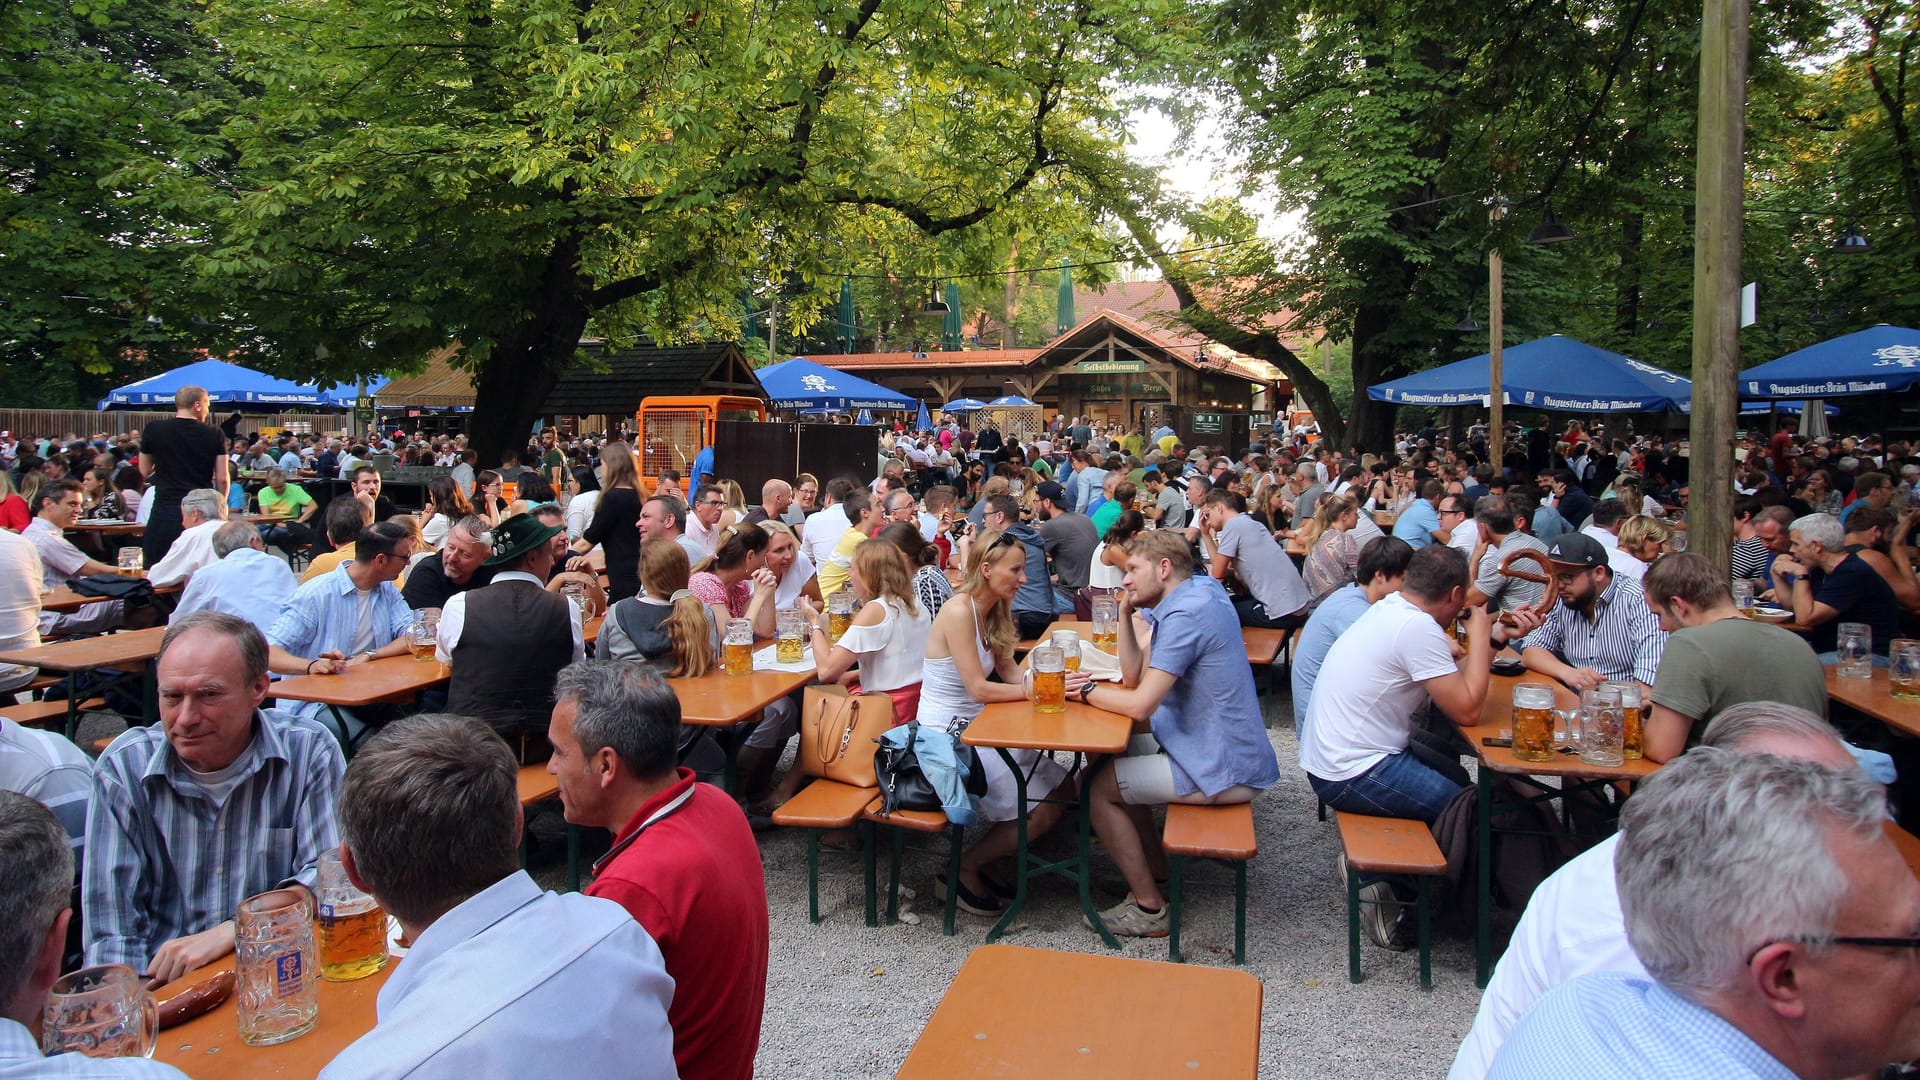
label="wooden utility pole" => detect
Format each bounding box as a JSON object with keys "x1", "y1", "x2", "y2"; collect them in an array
[
  {"x1": 1488, "y1": 198, "x2": 1507, "y2": 468},
  {"x1": 1687, "y1": 0, "x2": 1748, "y2": 572}
]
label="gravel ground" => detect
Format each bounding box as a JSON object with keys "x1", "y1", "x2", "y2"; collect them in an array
[{"x1": 67, "y1": 684, "x2": 1488, "y2": 1078}]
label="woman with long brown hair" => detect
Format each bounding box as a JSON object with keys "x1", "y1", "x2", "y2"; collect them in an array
[
  {"x1": 915, "y1": 529, "x2": 1081, "y2": 917},
  {"x1": 1300, "y1": 493, "x2": 1361, "y2": 601},
  {"x1": 689, "y1": 523, "x2": 777, "y2": 632},
  {"x1": 420, "y1": 474, "x2": 474, "y2": 549},
  {"x1": 876, "y1": 519, "x2": 951, "y2": 617},
  {"x1": 599, "y1": 539, "x2": 716, "y2": 676}
]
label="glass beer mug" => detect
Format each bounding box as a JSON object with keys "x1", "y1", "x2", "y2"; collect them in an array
[
  {"x1": 722, "y1": 618, "x2": 753, "y2": 676},
  {"x1": 41, "y1": 965, "x2": 157, "y2": 1059},
  {"x1": 1030, "y1": 644, "x2": 1066, "y2": 714},
  {"x1": 776, "y1": 608, "x2": 806, "y2": 664},
  {"x1": 1509, "y1": 682, "x2": 1556, "y2": 763},
  {"x1": 1090, "y1": 597, "x2": 1119, "y2": 649},
  {"x1": 827, "y1": 589, "x2": 855, "y2": 645},
  {"x1": 1606, "y1": 680, "x2": 1645, "y2": 760},
  {"x1": 1837, "y1": 622, "x2": 1873, "y2": 680},
  {"x1": 1893, "y1": 639, "x2": 1920, "y2": 702},
  {"x1": 316, "y1": 850, "x2": 387, "y2": 982},
  {"x1": 409, "y1": 610, "x2": 438, "y2": 662},
  {"x1": 1579, "y1": 686, "x2": 1625, "y2": 768},
  {"x1": 235, "y1": 888, "x2": 319, "y2": 1046},
  {"x1": 1050, "y1": 629, "x2": 1082, "y2": 673}
]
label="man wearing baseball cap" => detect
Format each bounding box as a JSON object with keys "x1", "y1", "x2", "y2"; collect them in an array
[
  {"x1": 1519, "y1": 532, "x2": 1666, "y2": 692},
  {"x1": 437, "y1": 513, "x2": 586, "y2": 757},
  {"x1": 1035, "y1": 479, "x2": 1098, "y2": 598}
]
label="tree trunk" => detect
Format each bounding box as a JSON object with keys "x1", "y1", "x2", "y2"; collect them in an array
[{"x1": 465, "y1": 237, "x2": 592, "y2": 467}]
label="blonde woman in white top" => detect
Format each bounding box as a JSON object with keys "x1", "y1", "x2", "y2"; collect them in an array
[{"x1": 797, "y1": 539, "x2": 931, "y2": 725}]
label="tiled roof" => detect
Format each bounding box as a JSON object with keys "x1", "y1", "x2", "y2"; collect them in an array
[{"x1": 542, "y1": 341, "x2": 760, "y2": 415}]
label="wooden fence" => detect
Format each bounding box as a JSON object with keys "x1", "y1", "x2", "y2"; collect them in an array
[{"x1": 0, "y1": 409, "x2": 349, "y2": 439}]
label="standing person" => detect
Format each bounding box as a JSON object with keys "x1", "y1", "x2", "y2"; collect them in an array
[
  {"x1": 547, "y1": 662, "x2": 769, "y2": 1080},
  {"x1": 319, "y1": 716, "x2": 677, "y2": 1079},
  {"x1": 139, "y1": 386, "x2": 228, "y2": 568},
  {"x1": 574, "y1": 442, "x2": 642, "y2": 602}
]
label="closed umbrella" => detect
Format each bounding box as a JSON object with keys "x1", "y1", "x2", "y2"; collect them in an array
[
  {"x1": 1058, "y1": 260, "x2": 1075, "y2": 335},
  {"x1": 915, "y1": 401, "x2": 932, "y2": 430},
  {"x1": 836, "y1": 279, "x2": 856, "y2": 354},
  {"x1": 941, "y1": 282, "x2": 963, "y2": 351}
]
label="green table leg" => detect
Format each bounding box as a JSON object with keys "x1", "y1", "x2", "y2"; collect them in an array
[
  {"x1": 1476, "y1": 767, "x2": 1494, "y2": 987},
  {"x1": 984, "y1": 748, "x2": 1120, "y2": 950}
]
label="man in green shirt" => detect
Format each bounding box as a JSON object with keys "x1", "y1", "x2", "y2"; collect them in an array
[
  {"x1": 256, "y1": 468, "x2": 316, "y2": 553},
  {"x1": 540, "y1": 430, "x2": 567, "y2": 487},
  {"x1": 1090, "y1": 480, "x2": 1134, "y2": 539}
]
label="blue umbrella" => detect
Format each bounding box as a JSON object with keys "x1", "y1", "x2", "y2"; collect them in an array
[
  {"x1": 99, "y1": 358, "x2": 338, "y2": 410},
  {"x1": 756, "y1": 357, "x2": 917, "y2": 411},
  {"x1": 987, "y1": 394, "x2": 1038, "y2": 407},
  {"x1": 1739, "y1": 401, "x2": 1838, "y2": 416},
  {"x1": 942, "y1": 398, "x2": 988, "y2": 412},
  {"x1": 915, "y1": 401, "x2": 931, "y2": 430},
  {"x1": 857, "y1": 408, "x2": 874, "y2": 425},
  {"x1": 1367, "y1": 335, "x2": 1690, "y2": 413},
  {"x1": 1738, "y1": 325, "x2": 1920, "y2": 399}
]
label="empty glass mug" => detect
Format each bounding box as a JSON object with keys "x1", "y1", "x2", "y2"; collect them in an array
[
  {"x1": 1579, "y1": 686, "x2": 1625, "y2": 767},
  {"x1": 1090, "y1": 598, "x2": 1120, "y2": 648},
  {"x1": 41, "y1": 965, "x2": 157, "y2": 1059},
  {"x1": 1837, "y1": 622, "x2": 1873, "y2": 680},
  {"x1": 235, "y1": 888, "x2": 319, "y2": 1046}
]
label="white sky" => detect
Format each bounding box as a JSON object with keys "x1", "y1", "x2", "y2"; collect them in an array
[{"x1": 1121, "y1": 103, "x2": 1304, "y2": 272}]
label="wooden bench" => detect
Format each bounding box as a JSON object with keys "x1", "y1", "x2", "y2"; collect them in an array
[
  {"x1": 772, "y1": 779, "x2": 882, "y2": 926},
  {"x1": 863, "y1": 803, "x2": 965, "y2": 936},
  {"x1": 0, "y1": 698, "x2": 106, "y2": 731},
  {"x1": 1242, "y1": 628, "x2": 1288, "y2": 667},
  {"x1": 516, "y1": 764, "x2": 581, "y2": 891},
  {"x1": 1163, "y1": 803, "x2": 1257, "y2": 964},
  {"x1": 1336, "y1": 811, "x2": 1447, "y2": 989}
]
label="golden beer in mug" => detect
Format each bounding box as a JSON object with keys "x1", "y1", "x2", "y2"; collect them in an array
[
  {"x1": 722, "y1": 641, "x2": 752, "y2": 676},
  {"x1": 1621, "y1": 705, "x2": 1644, "y2": 760},
  {"x1": 827, "y1": 611, "x2": 851, "y2": 643},
  {"x1": 776, "y1": 636, "x2": 804, "y2": 664},
  {"x1": 1032, "y1": 670, "x2": 1066, "y2": 713},
  {"x1": 409, "y1": 638, "x2": 436, "y2": 662},
  {"x1": 1510, "y1": 683, "x2": 1557, "y2": 763},
  {"x1": 317, "y1": 899, "x2": 388, "y2": 982}
]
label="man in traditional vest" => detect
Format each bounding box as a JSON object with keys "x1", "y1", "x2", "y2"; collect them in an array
[{"x1": 436, "y1": 513, "x2": 585, "y2": 759}]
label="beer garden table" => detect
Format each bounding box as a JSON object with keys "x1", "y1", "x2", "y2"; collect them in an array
[
  {"x1": 40, "y1": 581, "x2": 181, "y2": 614},
  {"x1": 0, "y1": 626, "x2": 168, "y2": 736},
  {"x1": 268, "y1": 655, "x2": 453, "y2": 753},
  {"x1": 895, "y1": 944, "x2": 1261, "y2": 1079},
  {"x1": 1824, "y1": 663, "x2": 1920, "y2": 737},
  {"x1": 153, "y1": 957, "x2": 391, "y2": 1078},
  {"x1": 961, "y1": 698, "x2": 1131, "y2": 949},
  {"x1": 1464, "y1": 672, "x2": 1659, "y2": 986},
  {"x1": 1029, "y1": 618, "x2": 1284, "y2": 666},
  {"x1": 667, "y1": 663, "x2": 815, "y2": 794}
]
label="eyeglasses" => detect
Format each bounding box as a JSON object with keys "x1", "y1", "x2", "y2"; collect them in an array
[
  {"x1": 1747, "y1": 935, "x2": 1920, "y2": 964},
  {"x1": 699, "y1": 500, "x2": 725, "y2": 508},
  {"x1": 1440, "y1": 507, "x2": 1466, "y2": 516}
]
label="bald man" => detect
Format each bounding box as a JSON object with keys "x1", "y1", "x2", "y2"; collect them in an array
[{"x1": 743, "y1": 479, "x2": 792, "y2": 527}]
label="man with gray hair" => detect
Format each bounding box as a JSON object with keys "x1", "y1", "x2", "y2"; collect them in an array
[
  {"x1": 1770, "y1": 511, "x2": 1902, "y2": 658},
  {"x1": 402, "y1": 515, "x2": 496, "y2": 611},
  {"x1": 1450, "y1": 703, "x2": 1863, "y2": 1078},
  {"x1": 170, "y1": 519, "x2": 297, "y2": 635},
  {"x1": 548, "y1": 660, "x2": 767, "y2": 1080},
  {"x1": 319, "y1": 714, "x2": 675, "y2": 1079},
  {"x1": 0, "y1": 793, "x2": 188, "y2": 1076},
  {"x1": 148, "y1": 487, "x2": 228, "y2": 588},
  {"x1": 86, "y1": 612, "x2": 344, "y2": 987}
]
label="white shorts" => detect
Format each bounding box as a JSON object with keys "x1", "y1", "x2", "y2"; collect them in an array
[{"x1": 1113, "y1": 735, "x2": 1258, "y2": 807}]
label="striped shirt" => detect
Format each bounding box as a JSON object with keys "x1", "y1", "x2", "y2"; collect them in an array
[
  {"x1": 268, "y1": 561, "x2": 413, "y2": 723},
  {"x1": 1521, "y1": 572, "x2": 1666, "y2": 685},
  {"x1": 1488, "y1": 972, "x2": 1795, "y2": 1079},
  {"x1": 82, "y1": 709, "x2": 344, "y2": 971},
  {"x1": 0, "y1": 718, "x2": 92, "y2": 855}
]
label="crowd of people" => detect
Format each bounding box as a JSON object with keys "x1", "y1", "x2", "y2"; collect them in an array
[{"x1": 5, "y1": 395, "x2": 1920, "y2": 1078}]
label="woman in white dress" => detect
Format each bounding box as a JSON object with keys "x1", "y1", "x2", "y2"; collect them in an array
[{"x1": 917, "y1": 528, "x2": 1084, "y2": 917}]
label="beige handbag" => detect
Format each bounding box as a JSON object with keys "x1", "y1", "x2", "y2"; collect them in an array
[{"x1": 800, "y1": 685, "x2": 893, "y2": 787}]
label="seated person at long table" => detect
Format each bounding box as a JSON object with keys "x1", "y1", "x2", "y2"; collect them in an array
[
  {"x1": 1517, "y1": 532, "x2": 1665, "y2": 692},
  {"x1": 1065, "y1": 530, "x2": 1281, "y2": 939},
  {"x1": 23, "y1": 480, "x2": 127, "y2": 637},
  {"x1": 265, "y1": 521, "x2": 419, "y2": 744},
  {"x1": 84, "y1": 613, "x2": 344, "y2": 988},
  {"x1": 170, "y1": 520, "x2": 297, "y2": 639}
]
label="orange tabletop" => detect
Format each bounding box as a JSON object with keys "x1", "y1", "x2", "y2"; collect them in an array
[
  {"x1": 1036, "y1": 619, "x2": 1282, "y2": 666},
  {"x1": 1825, "y1": 664, "x2": 1920, "y2": 738},
  {"x1": 896, "y1": 944, "x2": 1262, "y2": 1079},
  {"x1": 963, "y1": 699, "x2": 1130, "y2": 756},
  {"x1": 0, "y1": 625, "x2": 167, "y2": 673},
  {"x1": 1472, "y1": 672, "x2": 1660, "y2": 781},
  {"x1": 154, "y1": 958, "x2": 392, "y2": 1079},
  {"x1": 1286, "y1": 537, "x2": 1308, "y2": 557},
  {"x1": 65, "y1": 521, "x2": 145, "y2": 536},
  {"x1": 269, "y1": 655, "x2": 450, "y2": 708},
  {"x1": 668, "y1": 668, "x2": 814, "y2": 727}
]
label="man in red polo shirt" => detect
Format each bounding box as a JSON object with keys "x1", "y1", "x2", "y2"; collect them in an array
[{"x1": 547, "y1": 660, "x2": 770, "y2": 1080}]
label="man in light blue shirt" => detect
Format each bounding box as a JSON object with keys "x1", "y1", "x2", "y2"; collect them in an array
[
  {"x1": 1490, "y1": 749, "x2": 1919, "y2": 1079},
  {"x1": 1390, "y1": 478, "x2": 1446, "y2": 549},
  {"x1": 1291, "y1": 537, "x2": 1413, "y2": 734},
  {"x1": 0, "y1": 793, "x2": 189, "y2": 1078},
  {"x1": 320, "y1": 715, "x2": 676, "y2": 1079},
  {"x1": 172, "y1": 520, "x2": 297, "y2": 637},
  {"x1": 265, "y1": 521, "x2": 418, "y2": 741},
  {"x1": 1063, "y1": 531, "x2": 1280, "y2": 939}
]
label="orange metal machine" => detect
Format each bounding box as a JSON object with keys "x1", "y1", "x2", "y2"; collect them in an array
[{"x1": 633, "y1": 395, "x2": 767, "y2": 497}]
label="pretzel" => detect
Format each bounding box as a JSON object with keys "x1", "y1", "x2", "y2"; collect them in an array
[{"x1": 1494, "y1": 548, "x2": 1560, "y2": 625}]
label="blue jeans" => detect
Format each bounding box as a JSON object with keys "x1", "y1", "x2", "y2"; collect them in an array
[{"x1": 1309, "y1": 746, "x2": 1466, "y2": 824}]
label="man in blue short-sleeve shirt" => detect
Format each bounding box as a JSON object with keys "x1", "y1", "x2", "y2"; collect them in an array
[
  {"x1": 1392, "y1": 479, "x2": 1447, "y2": 549},
  {"x1": 1067, "y1": 530, "x2": 1279, "y2": 939}
]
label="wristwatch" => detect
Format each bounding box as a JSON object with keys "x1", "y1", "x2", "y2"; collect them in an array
[
  {"x1": 360, "y1": 650, "x2": 376, "y2": 661},
  {"x1": 1077, "y1": 681, "x2": 1096, "y2": 703}
]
